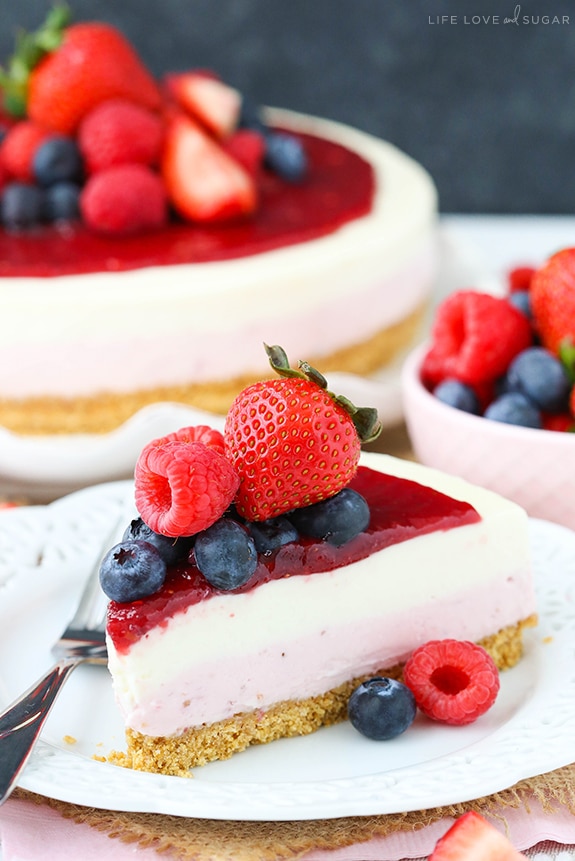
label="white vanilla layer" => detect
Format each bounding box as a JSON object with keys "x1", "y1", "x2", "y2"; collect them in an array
[
  {"x1": 106, "y1": 453, "x2": 535, "y2": 737},
  {"x1": 0, "y1": 110, "x2": 438, "y2": 399}
]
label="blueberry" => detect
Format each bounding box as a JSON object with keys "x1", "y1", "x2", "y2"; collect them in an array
[
  {"x1": 44, "y1": 181, "x2": 81, "y2": 222},
  {"x1": 194, "y1": 519, "x2": 258, "y2": 590},
  {"x1": 508, "y1": 290, "x2": 532, "y2": 319},
  {"x1": 505, "y1": 346, "x2": 571, "y2": 413},
  {"x1": 484, "y1": 392, "x2": 542, "y2": 428},
  {"x1": 33, "y1": 136, "x2": 83, "y2": 187},
  {"x1": 122, "y1": 517, "x2": 193, "y2": 566},
  {"x1": 1, "y1": 182, "x2": 44, "y2": 228},
  {"x1": 99, "y1": 540, "x2": 167, "y2": 602},
  {"x1": 264, "y1": 131, "x2": 308, "y2": 182},
  {"x1": 348, "y1": 677, "x2": 417, "y2": 740},
  {"x1": 288, "y1": 488, "x2": 370, "y2": 546},
  {"x1": 433, "y1": 378, "x2": 480, "y2": 414},
  {"x1": 247, "y1": 516, "x2": 298, "y2": 554}
]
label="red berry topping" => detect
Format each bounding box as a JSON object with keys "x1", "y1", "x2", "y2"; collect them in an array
[
  {"x1": 134, "y1": 427, "x2": 240, "y2": 538},
  {"x1": 429, "y1": 811, "x2": 526, "y2": 861},
  {"x1": 80, "y1": 163, "x2": 167, "y2": 235},
  {"x1": 0, "y1": 121, "x2": 51, "y2": 181},
  {"x1": 403, "y1": 639, "x2": 500, "y2": 725},
  {"x1": 531, "y1": 248, "x2": 575, "y2": 356},
  {"x1": 224, "y1": 345, "x2": 380, "y2": 521},
  {"x1": 223, "y1": 129, "x2": 266, "y2": 180},
  {"x1": 421, "y1": 290, "x2": 533, "y2": 388},
  {"x1": 507, "y1": 265, "x2": 536, "y2": 294},
  {"x1": 164, "y1": 71, "x2": 241, "y2": 139},
  {"x1": 542, "y1": 411, "x2": 575, "y2": 432},
  {"x1": 78, "y1": 98, "x2": 164, "y2": 174}
]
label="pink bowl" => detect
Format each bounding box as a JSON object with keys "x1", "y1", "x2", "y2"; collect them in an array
[{"x1": 401, "y1": 344, "x2": 575, "y2": 531}]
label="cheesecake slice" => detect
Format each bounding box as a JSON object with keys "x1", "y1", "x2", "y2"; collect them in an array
[{"x1": 105, "y1": 451, "x2": 536, "y2": 776}]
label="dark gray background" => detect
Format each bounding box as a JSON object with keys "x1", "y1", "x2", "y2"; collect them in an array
[{"x1": 2, "y1": 0, "x2": 574, "y2": 214}]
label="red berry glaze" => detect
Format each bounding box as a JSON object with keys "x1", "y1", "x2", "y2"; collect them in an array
[
  {"x1": 403, "y1": 639, "x2": 500, "y2": 725},
  {"x1": 421, "y1": 290, "x2": 533, "y2": 388},
  {"x1": 78, "y1": 98, "x2": 164, "y2": 174},
  {"x1": 224, "y1": 376, "x2": 361, "y2": 521},
  {"x1": 135, "y1": 431, "x2": 240, "y2": 538},
  {"x1": 80, "y1": 163, "x2": 167, "y2": 235},
  {"x1": 531, "y1": 248, "x2": 575, "y2": 356},
  {"x1": 429, "y1": 811, "x2": 526, "y2": 861}
]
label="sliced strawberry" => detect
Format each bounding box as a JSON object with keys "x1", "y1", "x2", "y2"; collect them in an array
[
  {"x1": 161, "y1": 113, "x2": 257, "y2": 223},
  {"x1": 222, "y1": 128, "x2": 266, "y2": 180},
  {"x1": 429, "y1": 811, "x2": 526, "y2": 860},
  {"x1": 164, "y1": 72, "x2": 241, "y2": 139}
]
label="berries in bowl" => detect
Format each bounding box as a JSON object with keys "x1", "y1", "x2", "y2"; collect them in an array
[{"x1": 401, "y1": 252, "x2": 575, "y2": 531}]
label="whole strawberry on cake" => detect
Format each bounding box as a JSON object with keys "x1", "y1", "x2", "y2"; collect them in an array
[
  {"x1": 99, "y1": 344, "x2": 536, "y2": 775},
  {"x1": 0, "y1": 5, "x2": 438, "y2": 435}
]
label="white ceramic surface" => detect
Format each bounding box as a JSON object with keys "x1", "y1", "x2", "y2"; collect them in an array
[
  {"x1": 402, "y1": 345, "x2": 575, "y2": 531},
  {"x1": 0, "y1": 482, "x2": 574, "y2": 820}
]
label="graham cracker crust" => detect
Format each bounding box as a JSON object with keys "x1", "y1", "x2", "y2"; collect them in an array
[
  {"x1": 0, "y1": 304, "x2": 427, "y2": 435},
  {"x1": 107, "y1": 613, "x2": 537, "y2": 777}
]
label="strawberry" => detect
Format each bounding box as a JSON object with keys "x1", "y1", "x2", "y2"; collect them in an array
[
  {"x1": 429, "y1": 811, "x2": 526, "y2": 860},
  {"x1": 421, "y1": 290, "x2": 533, "y2": 388},
  {"x1": 161, "y1": 112, "x2": 257, "y2": 222},
  {"x1": 1, "y1": 7, "x2": 161, "y2": 133},
  {"x1": 134, "y1": 426, "x2": 240, "y2": 538},
  {"x1": 164, "y1": 71, "x2": 241, "y2": 139},
  {"x1": 223, "y1": 129, "x2": 266, "y2": 181},
  {"x1": 403, "y1": 639, "x2": 500, "y2": 726},
  {"x1": 78, "y1": 98, "x2": 164, "y2": 174},
  {"x1": 530, "y1": 248, "x2": 575, "y2": 357},
  {"x1": 0, "y1": 120, "x2": 51, "y2": 181},
  {"x1": 224, "y1": 344, "x2": 381, "y2": 521},
  {"x1": 80, "y1": 164, "x2": 167, "y2": 235}
]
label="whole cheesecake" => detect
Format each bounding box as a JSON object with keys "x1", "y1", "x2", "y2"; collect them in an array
[
  {"x1": 104, "y1": 451, "x2": 536, "y2": 776},
  {"x1": 0, "y1": 108, "x2": 438, "y2": 435}
]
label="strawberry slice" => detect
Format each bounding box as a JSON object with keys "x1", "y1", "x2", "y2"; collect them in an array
[
  {"x1": 165, "y1": 71, "x2": 241, "y2": 139},
  {"x1": 161, "y1": 112, "x2": 256, "y2": 223},
  {"x1": 222, "y1": 129, "x2": 266, "y2": 180},
  {"x1": 429, "y1": 811, "x2": 526, "y2": 860}
]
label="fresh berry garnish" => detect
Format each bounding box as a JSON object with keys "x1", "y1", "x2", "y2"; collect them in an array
[
  {"x1": 288, "y1": 487, "x2": 370, "y2": 546},
  {"x1": 43, "y1": 181, "x2": 81, "y2": 222},
  {"x1": 507, "y1": 265, "x2": 536, "y2": 294},
  {"x1": 4, "y1": 8, "x2": 161, "y2": 133},
  {"x1": 122, "y1": 517, "x2": 193, "y2": 566},
  {"x1": 421, "y1": 290, "x2": 533, "y2": 388},
  {"x1": 78, "y1": 98, "x2": 164, "y2": 174},
  {"x1": 161, "y1": 112, "x2": 256, "y2": 222},
  {"x1": 247, "y1": 516, "x2": 299, "y2": 554},
  {"x1": 223, "y1": 129, "x2": 266, "y2": 180},
  {"x1": 194, "y1": 519, "x2": 257, "y2": 590},
  {"x1": 347, "y1": 677, "x2": 417, "y2": 741},
  {"x1": 158, "y1": 423, "x2": 227, "y2": 454},
  {"x1": 429, "y1": 811, "x2": 526, "y2": 861},
  {"x1": 134, "y1": 430, "x2": 240, "y2": 538},
  {"x1": 530, "y1": 247, "x2": 575, "y2": 357},
  {"x1": 99, "y1": 540, "x2": 167, "y2": 603},
  {"x1": 484, "y1": 392, "x2": 542, "y2": 428},
  {"x1": 80, "y1": 163, "x2": 167, "y2": 235},
  {"x1": 403, "y1": 639, "x2": 500, "y2": 725},
  {"x1": 165, "y1": 71, "x2": 241, "y2": 139},
  {"x1": 432, "y1": 379, "x2": 480, "y2": 414},
  {"x1": 0, "y1": 121, "x2": 51, "y2": 182},
  {"x1": 543, "y1": 412, "x2": 575, "y2": 432},
  {"x1": 264, "y1": 131, "x2": 308, "y2": 183},
  {"x1": 32, "y1": 135, "x2": 83, "y2": 186},
  {"x1": 504, "y1": 346, "x2": 571, "y2": 413},
  {"x1": 507, "y1": 289, "x2": 532, "y2": 319},
  {"x1": 1, "y1": 182, "x2": 44, "y2": 229},
  {"x1": 224, "y1": 344, "x2": 381, "y2": 521}
]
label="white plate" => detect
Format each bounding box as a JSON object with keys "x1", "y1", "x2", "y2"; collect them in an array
[{"x1": 1, "y1": 482, "x2": 575, "y2": 821}]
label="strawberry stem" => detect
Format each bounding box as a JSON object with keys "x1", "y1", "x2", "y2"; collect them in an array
[
  {"x1": 0, "y1": 3, "x2": 71, "y2": 117},
  {"x1": 264, "y1": 343, "x2": 382, "y2": 444}
]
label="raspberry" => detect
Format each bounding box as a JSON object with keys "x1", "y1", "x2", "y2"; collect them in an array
[
  {"x1": 421, "y1": 290, "x2": 533, "y2": 388},
  {"x1": 80, "y1": 163, "x2": 167, "y2": 235},
  {"x1": 78, "y1": 98, "x2": 164, "y2": 174},
  {"x1": 134, "y1": 432, "x2": 240, "y2": 538},
  {"x1": 403, "y1": 639, "x2": 500, "y2": 725},
  {"x1": 157, "y1": 424, "x2": 226, "y2": 456},
  {"x1": 0, "y1": 121, "x2": 52, "y2": 182},
  {"x1": 507, "y1": 265, "x2": 536, "y2": 294}
]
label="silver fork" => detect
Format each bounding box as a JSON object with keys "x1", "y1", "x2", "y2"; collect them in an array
[{"x1": 0, "y1": 516, "x2": 126, "y2": 805}]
